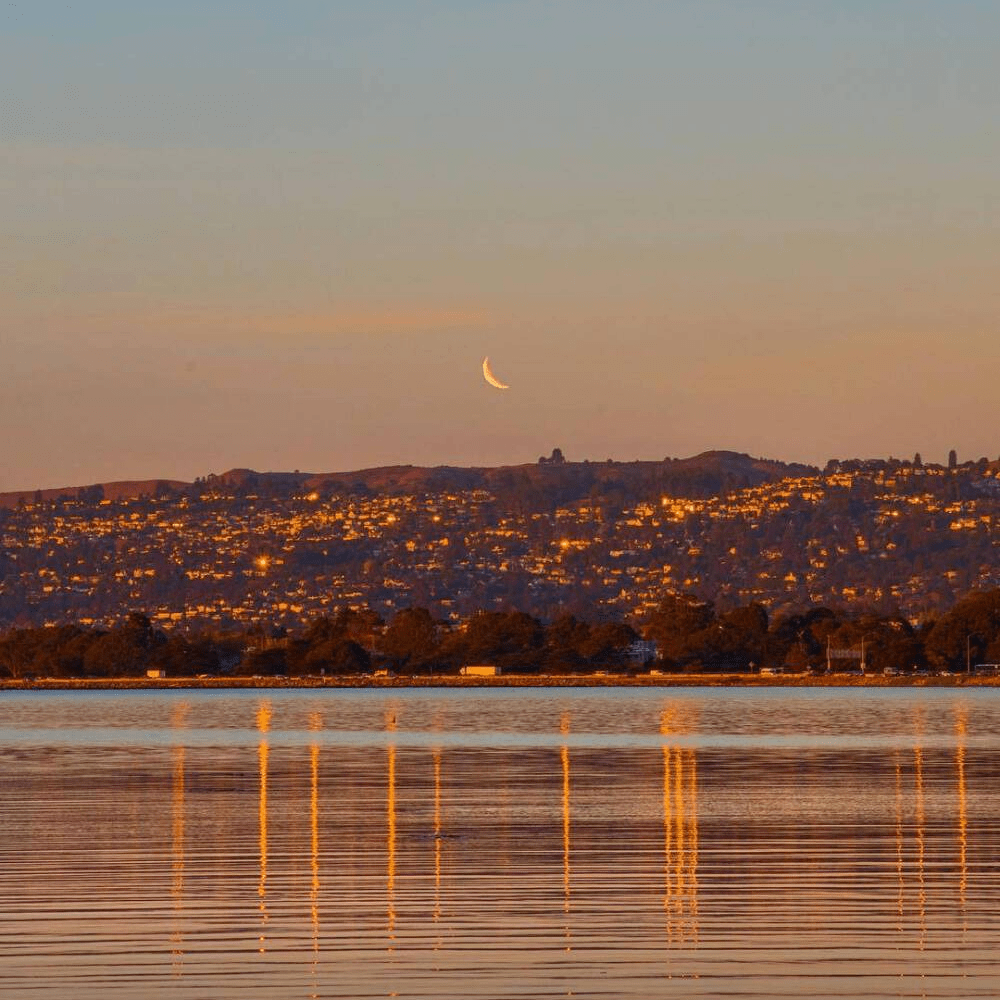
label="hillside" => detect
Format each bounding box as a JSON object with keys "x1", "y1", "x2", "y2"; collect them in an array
[
  {"x1": 0, "y1": 478, "x2": 190, "y2": 509},
  {"x1": 4, "y1": 451, "x2": 999, "y2": 633}
]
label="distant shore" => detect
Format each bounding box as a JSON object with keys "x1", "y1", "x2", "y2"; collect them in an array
[{"x1": 3, "y1": 673, "x2": 998, "y2": 691}]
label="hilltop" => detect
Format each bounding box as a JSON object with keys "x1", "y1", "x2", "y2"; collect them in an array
[
  {"x1": 0, "y1": 451, "x2": 815, "y2": 510},
  {"x1": 306, "y1": 451, "x2": 817, "y2": 505}
]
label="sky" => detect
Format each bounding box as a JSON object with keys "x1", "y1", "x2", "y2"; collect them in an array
[{"x1": 3, "y1": 1, "x2": 999, "y2": 490}]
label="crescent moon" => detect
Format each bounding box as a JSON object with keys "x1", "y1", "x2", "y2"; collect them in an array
[{"x1": 482, "y1": 357, "x2": 510, "y2": 390}]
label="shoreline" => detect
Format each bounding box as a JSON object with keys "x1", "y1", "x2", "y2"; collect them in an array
[{"x1": 2, "y1": 673, "x2": 997, "y2": 691}]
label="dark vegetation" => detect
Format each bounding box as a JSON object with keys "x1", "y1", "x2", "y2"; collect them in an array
[{"x1": 3, "y1": 589, "x2": 1000, "y2": 680}]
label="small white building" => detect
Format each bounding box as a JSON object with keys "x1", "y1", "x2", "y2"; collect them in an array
[
  {"x1": 627, "y1": 640, "x2": 659, "y2": 664},
  {"x1": 146, "y1": 669, "x2": 166, "y2": 679},
  {"x1": 461, "y1": 665, "x2": 502, "y2": 677}
]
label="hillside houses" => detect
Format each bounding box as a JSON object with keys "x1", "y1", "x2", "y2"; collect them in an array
[{"x1": 2, "y1": 456, "x2": 999, "y2": 630}]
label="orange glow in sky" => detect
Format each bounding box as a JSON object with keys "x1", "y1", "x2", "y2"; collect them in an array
[{"x1": 4, "y1": 3, "x2": 999, "y2": 490}]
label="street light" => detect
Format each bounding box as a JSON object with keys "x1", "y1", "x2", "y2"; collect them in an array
[{"x1": 966, "y1": 633, "x2": 978, "y2": 675}]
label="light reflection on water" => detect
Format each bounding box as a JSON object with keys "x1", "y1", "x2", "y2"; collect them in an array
[{"x1": 1, "y1": 689, "x2": 999, "y2": 998}]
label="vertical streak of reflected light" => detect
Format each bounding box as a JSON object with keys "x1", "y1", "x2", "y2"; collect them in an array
[
  {"x1": 894, "y1": 753, "x2": 905, "y2": 931},
  {"x1": 386, "y1": 710, "x2": 397, "y2": 946},
  {"x1": 913, "y1": 742, "x2": 926, "y2": 951},
  {"x1": 172, "y1": 744, "x2": 186, "y2": 960},
  {"x1": 170, "y1": 701, "x2": 189, "y2": 972},
  {"x1": 433, "y1": 748, "x2": 442, "y2": 926},
  {"x1": 674, "y1": 751, "x2": 685, "y2": 918},
  {"x1": 663, "y1": 745, "x2": 673, "y2": 923},
  {"x1": 257, "y1": 701, "x2": 272, "y2": 952},
  {"x1": 309, "y1": 712, "x2": 322, "y2": 970},
  {"x1": 686, "y1": 748, "x2": 699, "y2": 938},
  {"x1": 660, "y1": 709, "x2": 699, "y2": 943},
  {"x1": 955, "y1": 707, "x2": 968, "y2": 926},
  {"x1": 560, "y1": 711, "x2": 571, "y2": 950},
  {"x1": 661, "y1": 715, "x2": 674, "y2": 938}
]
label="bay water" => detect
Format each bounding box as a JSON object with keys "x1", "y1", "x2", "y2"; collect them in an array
[{"x1": 0, "y1": 687, "x2": 997, "y2": 999}]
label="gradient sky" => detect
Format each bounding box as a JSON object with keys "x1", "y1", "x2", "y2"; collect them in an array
[{"x1": 4, "y1": 2, "x2": 999, "y2": 490}]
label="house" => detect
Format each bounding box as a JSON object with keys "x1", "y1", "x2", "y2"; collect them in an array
[
  {"x1": 460, "y1": 665, "x2": 502, "y2": 677},
  {"x1": 146, "y1": 669, "x2": 166, "y2": 679},
  {"x1": 627, "y1": 640, "x2": 659, "y2": 664}
]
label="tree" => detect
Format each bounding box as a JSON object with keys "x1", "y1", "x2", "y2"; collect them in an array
[
  {"x1": 0, "y1": 624, "x2": 101, "y2": 679},
  {"x1": 825, "y1": 613, "x2": 922, "y2": 674},
  {"x1": 151, "y1": 635, "x2": 221, "y2": 675},
  {"x1": 543, "y1": 614, "x2": 591, "y2": 673},
  {"x1": 241, "y1": 646, "x2": 288, "y2": 676},
  {"x1": 449, "y1": 610, "x2": 545, "y2": 671},
  {"x1": 302, "y1": 615, "x2": 346, "y2": 646},
  {"x1": 577, "y1": 621, "x2": 637, "y2": 669},
  {"x1": 768, "y1": 607, "x2": 841, "y2": 671},
  {"x1": 925, "y1": 589, "x2": 1000, "y2": 670},
  {"x1": 643, "y1": 594, "x2": 715, "y2": 667},
  {"x1": 705, "y1": 603, "x2": 770, "y2": 671},
  {"x1": 336, "y1": 606, "x2": 383, "y2": 649},
  {"x1": 304, "y1": 638, "x2": 371, "y2": 675},
  {"x1": 379, "y1": 607, "x2": 441, "y2": 672},
  {"x1": 82, "y1": 612, "x2": 165, "y2": 676}
]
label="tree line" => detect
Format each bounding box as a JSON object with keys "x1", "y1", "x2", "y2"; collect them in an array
[{"x1": 3, "y1": 589, "x2": 1000, "y2": 680}]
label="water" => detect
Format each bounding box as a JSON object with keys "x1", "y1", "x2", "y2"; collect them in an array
[{"x1": 0, "y1": 687, "x2": 997, "y2": 999}]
